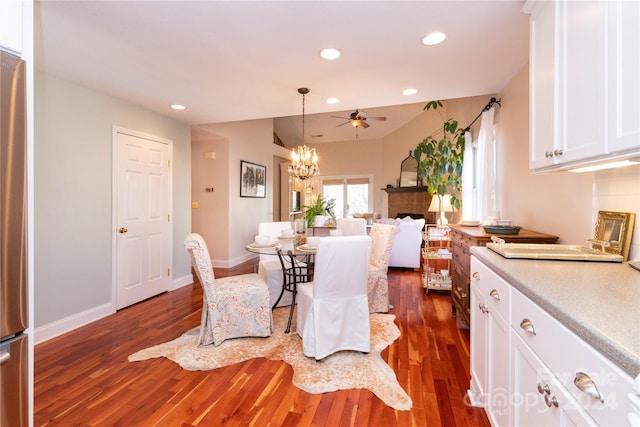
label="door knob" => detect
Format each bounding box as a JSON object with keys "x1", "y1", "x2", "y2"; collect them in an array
[{"x1": 118, "y1": 227, "x2": 128, "y2": 233}]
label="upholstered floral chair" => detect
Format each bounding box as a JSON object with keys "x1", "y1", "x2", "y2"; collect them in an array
[
  {"x1": 367, "y1": 223, "x2": 400, "y2": 313},
  {"x1": 184, "y1": 233, "x2": 273, "y2": 346}
]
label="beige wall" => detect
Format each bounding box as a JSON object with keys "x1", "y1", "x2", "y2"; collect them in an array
[
  {"x1": 496, "y1": 65, "x2": 594, "y2": 244},
  {"x1": 497, "y1": 64, "x2": 640, "y2": 258},
  {"x1": 191, "y1": 120, "x2": 291, "y2": 267}
]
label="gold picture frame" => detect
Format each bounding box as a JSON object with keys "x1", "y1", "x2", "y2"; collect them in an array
[{"x1": 594, "y1": 210, "x2": 635, "y2": 261}]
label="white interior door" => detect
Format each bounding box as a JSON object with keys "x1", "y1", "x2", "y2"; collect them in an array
[{"x1": 114, "y1": 128, "x2": 171, "y2": 309}]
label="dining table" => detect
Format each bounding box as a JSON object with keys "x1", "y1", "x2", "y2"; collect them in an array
[{"x1": 246, "y1": 237, "x2": 317, "y2": 333}]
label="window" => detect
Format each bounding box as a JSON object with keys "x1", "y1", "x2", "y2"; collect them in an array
[{"x1": 321, "y1": 176, "x2": 372, "y2": 218}]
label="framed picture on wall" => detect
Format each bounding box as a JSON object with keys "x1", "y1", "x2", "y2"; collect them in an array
[{"x1": 240, "y1": 160, "x2": 266, "y2": 198}]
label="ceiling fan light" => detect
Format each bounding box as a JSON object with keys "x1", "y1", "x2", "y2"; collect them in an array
[
  {"x1": 320, "y1": 48, "x2": 341, "y2": 60},
  {"x1": 422, "y1": 32, "x2": 446, "y2": 46},
  {"x1": 351, "y1": 119, "x2": 362, "y2": 128}
]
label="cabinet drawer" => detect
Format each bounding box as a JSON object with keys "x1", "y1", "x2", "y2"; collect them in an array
[
  {"x1": 511, "y1": 288, "x2": 633, "y2": 426},
  {"x1": 470, "y1": 257, "x2": 511, "y2": 321},
  {"x1": 452, "y1": 241, "x2": 470, "y2": 272}
]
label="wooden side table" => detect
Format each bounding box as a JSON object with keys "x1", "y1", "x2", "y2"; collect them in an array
[{"x1": 448, "y1": 224, "x2": 558, "y2": 329}]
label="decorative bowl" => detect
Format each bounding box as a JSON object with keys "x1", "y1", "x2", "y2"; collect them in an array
[{"x1": 483, "y1": 225, "x2": 522, "y2": 235}]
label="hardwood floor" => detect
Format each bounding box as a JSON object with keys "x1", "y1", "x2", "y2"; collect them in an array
[{"x1": 34, "y1": 261, "x2": 490, "y2": 426}]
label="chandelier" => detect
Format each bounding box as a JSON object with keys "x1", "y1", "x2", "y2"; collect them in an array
[
  {"x1": 288, "y1": 88, "x2": 319, "y2": 180},
  {"x1": 289, "y1": 145, "x2": 319, "y2": 180}
]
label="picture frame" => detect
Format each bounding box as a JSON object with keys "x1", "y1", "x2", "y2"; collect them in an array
[
  {"x1": 240, "y1": 160, "x2": 266, "y2": 198},
  {"x1": 594, "y1": 210, "x2": 635, "y2": 261}
]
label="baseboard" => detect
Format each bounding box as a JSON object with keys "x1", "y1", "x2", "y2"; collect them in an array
[
  {"x1": 212, "y1": 252, "x2": 258, "y2": 269},
  {"x1": 171, "y1": 273, "x2": 193, "y2": 291},
  {"x1": 35, "y1": 274, "x2": 194, "y2": 345},
  {"x1": 34, "y1": 302, "x2": 114, "y2": 345}
]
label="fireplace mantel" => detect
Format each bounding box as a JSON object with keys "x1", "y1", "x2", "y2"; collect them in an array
[{"x1": 382, "y1": 186, "x2": 429, "y2": 194}]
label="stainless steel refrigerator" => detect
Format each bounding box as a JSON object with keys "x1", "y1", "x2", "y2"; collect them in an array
[{"x1": 1, "y1": 50, "x2": 29, "y2": 427}]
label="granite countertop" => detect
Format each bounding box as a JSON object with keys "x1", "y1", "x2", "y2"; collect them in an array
[{"x1": 471, "y1": 246, "x2": 640, "y2": 379}]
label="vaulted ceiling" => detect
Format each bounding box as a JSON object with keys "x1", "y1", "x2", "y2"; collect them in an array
[{"x1": 35, "y1": 1, "x2": 529, "y2": 143}]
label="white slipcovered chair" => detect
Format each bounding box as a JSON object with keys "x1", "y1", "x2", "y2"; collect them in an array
[
  {"x1": 184, "y1": 233, "x2": 273, "y2": 346},
  {"x1": 367, "y1": 223, "x2": 400, "y2": 313},
  {"x1": 296, "y1": 235, "x2": 372, "y2": 360},
  {"x1": 336, "y1": 217, "x2": 367, "y2": 236},
  {"x1": 257, "y1": 221, "x2": 294, "y2": 307},
  {"x1": 388, "y1": 217, "x2": 426, "y2": 269}
]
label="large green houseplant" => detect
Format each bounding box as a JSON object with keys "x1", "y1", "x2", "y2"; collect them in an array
[
  {"x1": 413, "y1": 100, "x2": 465, "y2": 210},
  {"x1": 303, "y1": 194, "x2": 337, "y2": 228}
]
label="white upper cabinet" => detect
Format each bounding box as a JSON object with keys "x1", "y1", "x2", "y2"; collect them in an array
[
  {"x1": 525, "y1": 0, "x2": 640, "y2": 172},
  {"x1": 607, "y1": 0, "x2": 640, "y2": 154},
  {"x1": 0, "y1": 0, "x2": 23, "y2": 54}
]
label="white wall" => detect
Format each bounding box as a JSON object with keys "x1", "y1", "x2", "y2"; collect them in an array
[
  {"x1": 593, "y1": 165, "x2": 640, "y2": 260},
  {"x1": 34, "y1": 72, "x2": 192, "y2": 339}
]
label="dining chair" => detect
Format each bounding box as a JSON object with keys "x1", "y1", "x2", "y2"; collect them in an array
[
  {"x1": 184, "y1": 233, "x2": 273, "y2": 346},
  {"x1": 296, "y1": 235, "x2": 372, "y2": 360},
  {"x1": 336, "y1": 217, "x2": 367, "y2": 235},
  {"x1": 367, "y1": 223, "x2": 400, "y2": 312},
  {"x1": 258, "y1": 221, "x2": 295, "y2": 307}
]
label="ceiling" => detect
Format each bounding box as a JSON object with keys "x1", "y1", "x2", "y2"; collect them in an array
[{"x1": 35, "y1": 1, "x2": 530, "y2": 144}]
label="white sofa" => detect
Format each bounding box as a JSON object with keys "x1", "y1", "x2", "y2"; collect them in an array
[{"x1": 383, "y1": 217, "x2": 426, "y2": 269}]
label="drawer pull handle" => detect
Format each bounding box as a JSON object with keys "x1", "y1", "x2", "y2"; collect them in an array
[
  {"x1": 544, "y1": 394, "x2": 558, "y2": 408},
  {"x1": 574, "y1": 372, "x2": 604, "y2": 403},
  {"x1": 537, "y1": 382, "x2": 550, "y2": 395},
  {"x1": 519, "y1": 318, "x2": 536, "y2": 335},
  {"x1": 489, "y1": 289, "x2": 500, "y2": 300},
  {"x1": 472, "y1": 272, "x2": 480, "y2": 280}
]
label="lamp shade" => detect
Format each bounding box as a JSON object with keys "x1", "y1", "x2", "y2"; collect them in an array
[
  {"x1": 428, "y1": 194, "x2": 454, "y2": 226},
  {"x1": 428, "y1": 194, "x2": 454, "y2": 212}
]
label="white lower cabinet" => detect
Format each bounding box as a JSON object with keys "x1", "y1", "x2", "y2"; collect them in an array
[
  {"x1": 512, "y1": 333, "x2": 597, "y2": 426},
  {"x1": 469, "y1": 257, "x2": 511, "y2": 426},
  {"x1": 470, "y1": 256, "x2": 634, "y2": 426}
]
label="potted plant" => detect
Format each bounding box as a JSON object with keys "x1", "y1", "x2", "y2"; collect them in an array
[
  {"x1": 303, "y1": 194, "x2": 336, "y2": 228},
  {"x1": 413, "y1": 100, "x2": 465, "y2": 211}
]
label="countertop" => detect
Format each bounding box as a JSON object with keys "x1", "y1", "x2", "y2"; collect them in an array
[{"x1": 471, "y1": 246, "x2": 640, "y2": 378}]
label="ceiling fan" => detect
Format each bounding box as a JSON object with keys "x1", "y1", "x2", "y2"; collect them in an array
[{"x1": 331, "y1": 109, "x2": 387, "y2": 128}]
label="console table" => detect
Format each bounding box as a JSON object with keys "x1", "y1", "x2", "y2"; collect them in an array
[{"x1": 448, "y1": 224, "x2": 558, "y2": 329}]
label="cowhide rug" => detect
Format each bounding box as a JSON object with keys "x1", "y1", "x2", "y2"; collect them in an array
[{"x1": 128, "y1": 307, "x2": 412, "y2": 410}]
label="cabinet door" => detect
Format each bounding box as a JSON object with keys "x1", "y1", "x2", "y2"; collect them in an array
[
  {"x1": 486, "y1": 307, "x2": 510, "y2": 427},
  {"x1": 529, "y1": 0, "x2": 558, "y2": 170},
  {"x1": 528, "y1": 0, "x2": 616, "y2": 172},
  {"x1": 607, "y1": 0, "x2": 640, "y2": 153},
  {"x1": 469, "y1": 284, "x2": 487, "y2": 407},
  {"x1": 560, "y1": 0, "x2": 607, "y2": 164},
  {"x1": 512, "y1": 334, "x2": 597, "y2": 427}
]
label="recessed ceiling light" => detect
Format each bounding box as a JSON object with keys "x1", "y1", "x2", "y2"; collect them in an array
[
  {"x1": 325, "y1": 98, "x2": 341, "y2": 104},
  {"x1": 170, "y1": 104, "x2": 186, "y2": 110},
  {"x1": 402, "y1": 88, "x2": 418, "y2": 96},
  {"x1": 422, "y1": 32, "x2": 446, "y2": 46},
  {"x1": 320, "y1": 48, "x2": 341, "y2": 60}
]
